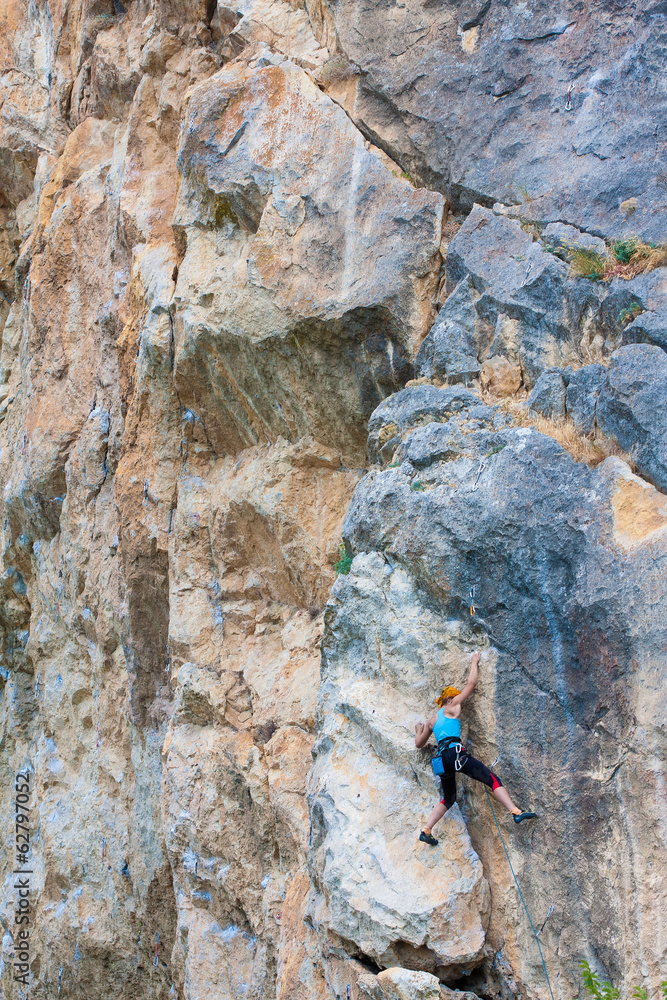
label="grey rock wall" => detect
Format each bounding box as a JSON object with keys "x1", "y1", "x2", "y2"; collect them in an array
[{"x1": 306, "y1": 0, "x2": 667, "y2": 239}]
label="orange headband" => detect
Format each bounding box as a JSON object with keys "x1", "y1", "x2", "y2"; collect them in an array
[{"x1": 436, "y1": 686, "x2": 461, "y2": 707}]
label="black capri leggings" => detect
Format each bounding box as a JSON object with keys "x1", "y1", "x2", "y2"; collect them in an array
[{"x1": 439, "y1": 746, "x2": 503, "y2": 810}]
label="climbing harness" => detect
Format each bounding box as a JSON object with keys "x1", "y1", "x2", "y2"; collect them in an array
[
  {"x1": 469, "y1": 586, "x2": 477, "y2": 616},
  {"x1": 435, "y1": 736, "x2": 469, "y2": 772},
  {"x1": 431, "y1": 737, "x2": 468, "y2": 776},
  {"x1": 484, "y1": 788, "x2": 555, "y2": 1000},
  {"x1": 565, "y1": 82, "x2": 574, "y2": 111},
  {"x1": 153, "y1": 932, "x2": 160, "y2": 967}
]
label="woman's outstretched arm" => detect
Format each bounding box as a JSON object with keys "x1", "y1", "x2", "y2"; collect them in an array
[{"x1": 449, "y1": 651, "x2": 481, "y2": 706}]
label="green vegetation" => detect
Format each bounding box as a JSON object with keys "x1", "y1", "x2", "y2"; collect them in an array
[
  {"x1": 564, "y1": 234, "x2": 667, "y2": 282},
  {"x1": 334, "y1": 544, "x2": 353, "y2": 575},
  {"x1": 410, "y1": 480, "x2": 425, "y2": 491},
  {"x1": 565, "y1": 246, "x2": 608, "y2": 281},
  {"x1": 618, "y1": 302, "x2": 644, "y2": 326},
  {"x1": 611, "y1": 235, "x2": 642, "y2": 263},
  {"x1": 400, "y1": 171, "x2": 416, "y2": 185},
  {"x1": 579, "y1": 960, "x2": 667, "y2": 1000},
  {"x1": 515, "y1": 180, "x2": 533, "y2": 202},
  {"x1": 580, "y1": 960, "x2": 619, "y2": 1000},
  {"x1": 486, "y1": 443, "x2": 506, "y2": 457}
]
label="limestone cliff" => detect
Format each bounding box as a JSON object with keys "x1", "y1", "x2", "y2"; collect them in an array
[{"x1": 0, "y1": 1, "x2": 665, "y2": 999}]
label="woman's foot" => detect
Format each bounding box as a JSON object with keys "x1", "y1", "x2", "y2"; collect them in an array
[
  {"x1": 419, "y1": 830, "x2": 439, "y2": 846},
  {"x1": 513, "y1": 811, "x2": 537, "y2": 823}
]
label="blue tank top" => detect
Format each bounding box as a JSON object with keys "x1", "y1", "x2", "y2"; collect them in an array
[{"x1": 433, "y1": 709, "x2": 461, "y2": 743}]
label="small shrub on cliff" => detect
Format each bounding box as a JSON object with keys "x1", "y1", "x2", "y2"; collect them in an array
[
  {"x1": 611, "y1": 235, "x2": 642, "y2": 264},
  {"x1": 566, "y1": 246, "x2": 607, "y2": 281},
  {"x1": 618, "y1": 302, "x2": 644, "y2": 326},
  {"x1": 334, "y1": 544, "x2": 352, "y2": 575},
  {"x1": 565, "y1": 236, "x2": 667, "y2": 282},
  {"x1": 580, "y1": 960, "x2": 619, "y2": 1000},
  {"x1": 578, "y1": 960, "x2": 667, "y2": 1000}
]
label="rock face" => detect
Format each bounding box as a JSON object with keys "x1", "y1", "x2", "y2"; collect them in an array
[
  {"x1": 305, "y1": 0, "x2": 667, "y2": 240},
  {"x1": 341, "y1": 388, "x2": 667, "y2": 997},
  {"x1": 416, "y1": 206, "x2": 667, "y2": 390},
  {"x1": 172, "y1": 60, "x2": 443, "y2": 464},
  {"x1": 0, "y1": 1, "x2": 666, "y2": 1000},
  {"x1": 309, "y1": 554, "x2": 490, "y2": 975}
]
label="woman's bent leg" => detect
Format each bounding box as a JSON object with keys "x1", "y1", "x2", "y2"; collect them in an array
[
  {"x1": 461, "y1": 754, "x2": 521, "y2": 815},
  {"x1": 424, "y1": 801, "x2": 447, "y2": 834},
  {"x1": 424, "y1": 771, "x2": 456, "y2": 836},
  {"x1": 492, "y1": 784, "x2": 520, "y2": 815}
]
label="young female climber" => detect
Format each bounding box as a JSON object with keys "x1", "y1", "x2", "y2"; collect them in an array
[{"x1": 415, "y1": 651, "x2": 537, "y2": 846}]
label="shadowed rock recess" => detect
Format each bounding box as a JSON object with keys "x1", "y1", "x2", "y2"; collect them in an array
[{"x1": 0, "y1": 0, "x2": 665, "y2": 998}]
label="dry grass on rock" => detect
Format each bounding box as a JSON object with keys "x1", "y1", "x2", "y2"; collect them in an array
[
  {"x1": 495, "y1": 396, "x2": 633, "y2": 469},
  {"x1": 565, "y1": 236, "x2": 667, "y2": 282}
]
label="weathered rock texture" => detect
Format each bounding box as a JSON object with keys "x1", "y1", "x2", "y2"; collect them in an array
[
  {"x1": 306, "y1": 0, "x2": 667, "y2": 240},
  {"x1": 0, "y1": 1, "x2": 666, "y2": 999}
]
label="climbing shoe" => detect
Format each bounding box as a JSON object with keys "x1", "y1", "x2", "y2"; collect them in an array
[
  {"x1": 419, "y1": 831, "x2": 439, "y2": 846},
  {"x1": 513, "y1": 811, "x2": 537, "y2": 823}
]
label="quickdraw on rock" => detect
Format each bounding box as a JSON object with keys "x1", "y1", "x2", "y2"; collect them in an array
[
  {"x1": 471, "y1": 463, "x2": 485, "y2": 492},
  {"x1": 538, "y1": 904, "x2": 555, "y2": 937},
  {"x1": 469, "y1": 586, "x2": 477, "y2": 616},
  {"x1": 153, "y1": 932, "x2": 160, "y2": 967},
  {"x1": 58, "y1": 965, "x2": 62, "y2": 993},
  {"x1": 565, "y1": 82, "x2": 574, "y2": 111},
  {"x1": 522, "y1": 261, "x2": 533, "y2": 287}
]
